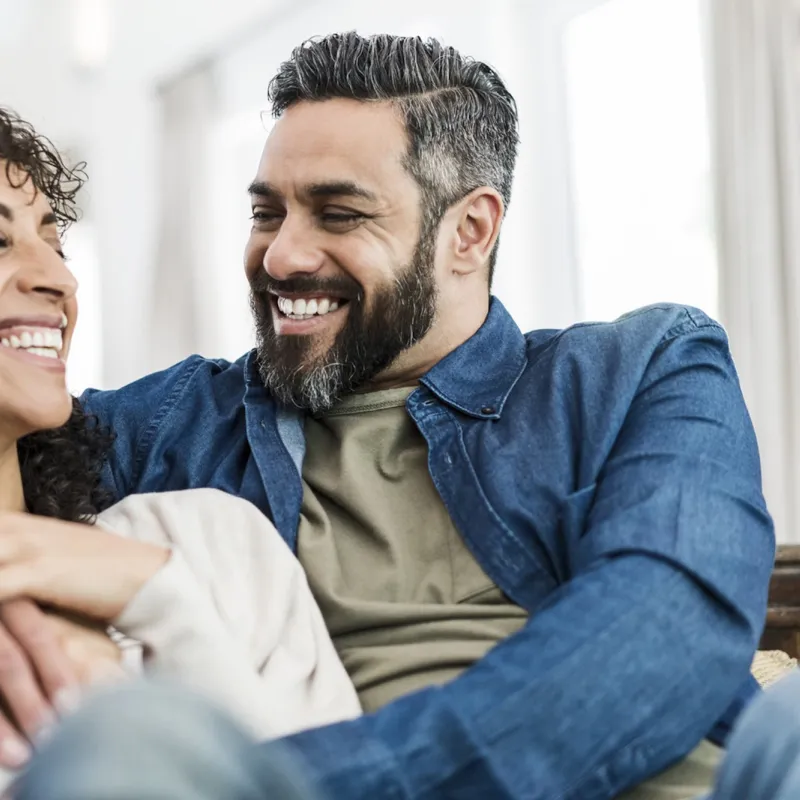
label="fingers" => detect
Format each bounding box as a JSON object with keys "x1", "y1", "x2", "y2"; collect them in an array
[
  {"x1": 1, "y1": 601, "x2": 80, "y2": 717},
  {"x1": 0, "y1": 709, "x2": 30, "y2": 770},
  {"x1": 0, "y1": 609, "x2": 56, "y2": 768}
]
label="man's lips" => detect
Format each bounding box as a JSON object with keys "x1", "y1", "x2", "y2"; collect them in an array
[
  {"x1": 271, "y1": 294, "x2": 348, "y2": 334},
  {"x1": 273, "y1": 292, "x2": 349, "y2": 319}
]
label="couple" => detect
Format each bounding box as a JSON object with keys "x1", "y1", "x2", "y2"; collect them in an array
[{"x1": 0, "y1": 30, "x2": 786, "y2": 800}]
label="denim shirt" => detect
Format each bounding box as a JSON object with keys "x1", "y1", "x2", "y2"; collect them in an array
[{"x1": 82, "y1": 300, "x2": 774, "y2": 799}]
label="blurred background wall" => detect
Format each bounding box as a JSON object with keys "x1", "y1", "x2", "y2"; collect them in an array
[{"x1": 1, "y1": 0, "x2": 797, "y2": 542}]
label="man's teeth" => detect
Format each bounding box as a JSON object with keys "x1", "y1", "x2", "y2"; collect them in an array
[
  {"x1": 277, "y1": 296, "x2": 341, "y2": 319},
  {"x1": 0, "y1": 328, "x2": 63, "y2": 358}
]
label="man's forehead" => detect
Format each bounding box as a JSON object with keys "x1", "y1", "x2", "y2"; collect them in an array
[{"x1": 256, "y1": 99, "x2": 409, "y2": 194}]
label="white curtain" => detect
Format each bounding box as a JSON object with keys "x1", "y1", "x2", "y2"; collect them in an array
[
  {"x1": 148, "y1": 63, "x2": 219, "y2": 372},
  {"x1": 707, "y1": 0, "x2": 800, "y2": 542}
]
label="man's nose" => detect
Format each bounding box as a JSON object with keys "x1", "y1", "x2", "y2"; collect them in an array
[{"x1": 261, "y1": 218, "x2": 325, "y2": 282}]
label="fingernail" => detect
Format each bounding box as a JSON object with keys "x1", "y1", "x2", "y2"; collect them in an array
[
  {"x1": 54, "y1": 686, "x2": 82, "y2": 716},
  {"x1": 32, "y1": 709, "x2": 58, "y2": 748},
  {"x1": 34, "y1": 723, "x2": 55, "y2": 747},
  {"x1": 0, "y1": 737, "x2": 30, "y2": 768}
]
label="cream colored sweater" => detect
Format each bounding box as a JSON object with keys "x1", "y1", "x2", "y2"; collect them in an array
[{"x1": 99, "y1": 488, "x2": 362, "y2": 739}]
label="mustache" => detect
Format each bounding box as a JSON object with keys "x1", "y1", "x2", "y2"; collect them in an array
[{"x1": 249, "y1": 271, "x2": 362, "y2": 301}]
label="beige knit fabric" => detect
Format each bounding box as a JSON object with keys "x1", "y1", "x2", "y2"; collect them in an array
[{"x1": 751, "y1": 649, "x2": 797, "y2": 687}]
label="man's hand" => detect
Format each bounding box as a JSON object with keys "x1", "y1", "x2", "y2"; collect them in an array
[{"x1": 0, "y1": 600, "x2": 124, "y2": 769}]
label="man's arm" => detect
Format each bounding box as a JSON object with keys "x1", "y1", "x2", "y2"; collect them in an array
[
  {"x1": 81, "y1": 355, "x2": 213, "y2": 502},
  {"x1": 280, "y1": 317, "x2": 774, "y2": 799}
]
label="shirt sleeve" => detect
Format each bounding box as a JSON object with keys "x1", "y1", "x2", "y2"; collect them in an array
[
  {"x1": 113, "y1": 548, "x2": 287, "y2": 740},
  {"x1": 80, "y1": 356, "x2": 213, "y2": 502},
  {"x1": 278, "y1": 317, "x2": 775, "y2": 799},
  {"x1": 102, "y1": 489, "x2": 361, "y2": 741}
]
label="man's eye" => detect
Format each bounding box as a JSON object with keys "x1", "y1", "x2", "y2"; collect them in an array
[
  {"x1": 0, "y1": 236, "x2": 7, "y2": 249},
  {"x1": 250, "y1": 210, "x2": 282, "y2": 224},
  {"x1": 322, "y1": 212, "x2": 364, "y2": 224}
]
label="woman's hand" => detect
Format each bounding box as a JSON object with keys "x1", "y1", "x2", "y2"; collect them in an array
[
  {"x1": 0, "y1": 513, "x2": 169, "y2": 621},
  {"x1": 46, "y1": 612, "x2": 125, "y2": 684},
  {"x1": 0, "y1": 600, "x2": 127, "y2": 770}
]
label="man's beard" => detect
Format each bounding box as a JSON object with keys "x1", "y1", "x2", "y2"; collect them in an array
[{"x1": 250, "y1": 229, "x2": 438, "y2": 413}]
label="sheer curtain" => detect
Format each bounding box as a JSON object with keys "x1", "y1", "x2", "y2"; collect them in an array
[
  {"x1": 707, "y1": 0, "x2": 800, "y2": 542},
  {"x1": 148, "y1": 63, "x2": 219, "y2": 372}
]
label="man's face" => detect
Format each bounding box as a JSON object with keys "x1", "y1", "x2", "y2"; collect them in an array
[{"x1": 243, "y1": 98, "x2": 439, "y2": 411}]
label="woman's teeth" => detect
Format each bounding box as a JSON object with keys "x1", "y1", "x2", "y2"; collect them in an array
[
  {"x1": 0, "y1": 328, "x2": 63, "y2": 359},
  {"x1": 277, "y1": 296, "x2": 341, "y2": 319}
]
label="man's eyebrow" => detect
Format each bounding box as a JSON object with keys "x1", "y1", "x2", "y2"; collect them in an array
[
  {"x1": 41, "y1": 211, "x2": 58, "y2": 227},
  {"x1": 248, "y1": 180, "x2": 280, "y2": 199},
  {"x1": 0, "y1": 203, "x2": 12, "y2": 222},
  {"x1": 306, "y1": 181, "x2": 378, "y2": 203},
  {"x1": 247, "y1": 180, "x2": 378, "y2": 203}
]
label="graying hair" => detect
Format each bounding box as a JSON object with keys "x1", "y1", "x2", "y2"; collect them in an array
[{"x1": 267, "y1": 32, "x2": 519, "y2": 284}]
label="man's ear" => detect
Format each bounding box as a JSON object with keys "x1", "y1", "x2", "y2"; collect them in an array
[{"x1": 451, "y1": 187, "x2": 504, "y2": 277}]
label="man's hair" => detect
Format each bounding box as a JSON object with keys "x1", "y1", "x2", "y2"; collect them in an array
[
  {"x1": 0, "y1": 107, "x2": 113, "y2": 522},
  {"x1": 267, "y1": 32, "x2": 519, "y2": 284}
]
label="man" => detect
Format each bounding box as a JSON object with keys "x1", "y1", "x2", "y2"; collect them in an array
[{"x1": 0, "y1": 33, "x2": 776, "y2": 798}]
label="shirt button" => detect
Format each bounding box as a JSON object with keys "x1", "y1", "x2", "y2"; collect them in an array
[{"x1": 481, "y1": 406, "x2": 496, "y2": 415}]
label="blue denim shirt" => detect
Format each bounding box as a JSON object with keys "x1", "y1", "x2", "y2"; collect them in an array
[{"x1": 82, "y1": 300, "x2": 774, "y2": 799}]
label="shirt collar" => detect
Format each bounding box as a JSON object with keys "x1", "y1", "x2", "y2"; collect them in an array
[{"x1": 420, "y1": 297, "x2": 527, "y2": 420}]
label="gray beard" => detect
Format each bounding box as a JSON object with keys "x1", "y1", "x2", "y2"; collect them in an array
[{"x1": 250, "y1": 232, "x2": 438, "y2": 413}]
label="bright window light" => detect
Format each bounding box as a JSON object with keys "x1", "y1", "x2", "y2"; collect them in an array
[{"x1": 565, "y1": 0, "x2": 718, "y2": 322}]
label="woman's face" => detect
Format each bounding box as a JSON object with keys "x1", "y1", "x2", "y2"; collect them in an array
[{"x1": 0, "y1": 162, "x2": 78, "y2": 441}]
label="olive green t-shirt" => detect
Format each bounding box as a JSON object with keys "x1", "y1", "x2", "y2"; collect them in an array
[
  {"x1": 297, "y1": 386, "x2": 528, "y2": 712},
  {"x1": 296, "y1": 386, "x2": 721, "y2": 798}
]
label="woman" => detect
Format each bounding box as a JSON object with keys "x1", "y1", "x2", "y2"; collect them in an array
[{"x1": 0, "y1": 106, "x2": 359, "y2": 789}]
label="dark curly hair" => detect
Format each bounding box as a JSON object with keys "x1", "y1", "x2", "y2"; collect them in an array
[{"x1": 1, "y1": 107, "x2": 114, "y2": 522}]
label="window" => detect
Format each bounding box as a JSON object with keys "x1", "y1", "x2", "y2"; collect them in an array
[{"x1": 564, "y1": 0, "x2": 717, "y2": 321}]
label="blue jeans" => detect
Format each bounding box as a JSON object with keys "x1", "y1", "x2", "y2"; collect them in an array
[
  {"x1": 14, "y1": 682, "x2": 317, "y2": 800},
  {"x1": 709, "y1": 669, "x2": 800, "y2": 800},
  {"x1": 15, "y1": 674, "x2": 800, "y2": 800}
]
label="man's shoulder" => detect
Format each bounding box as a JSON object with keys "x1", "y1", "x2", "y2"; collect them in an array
[
  {"x1": 508, "y1": 303, "x2": 731, "y2": 412},
  {"x1": 522, "y1": 303, "x2": 725, "y2": 368},
  {"x1": 524, "y1": 303, "x2": 722, "y2": 349},
  {"x1": 81, "y1": 352, "x2": 258, "y2": 454},
  {"x1": 83, "y1": 351, "x2": 253, "y2": 410},
  {"x1": 81, "y1": 352, "x2": 262, "y2": 501}
]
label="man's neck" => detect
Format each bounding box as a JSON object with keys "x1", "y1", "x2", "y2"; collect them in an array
[{"x1": 365, "y1": 299, "x2": 490, "y2": 392}]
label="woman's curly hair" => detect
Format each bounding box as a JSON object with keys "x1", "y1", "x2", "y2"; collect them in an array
[{"x1": 1, "y1": 107, "x2": 114, "y2": 522}]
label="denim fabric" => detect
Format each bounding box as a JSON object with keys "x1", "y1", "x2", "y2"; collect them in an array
[
  {"x1": 15, "y1": 682, "x2": 316, "y2": 800},
  {"x1": 710, "y1": 669, "x2": 800, "y2": 800},
  {"x1": 82, "y1": 300, "x2": 775, "y2": 799}
]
